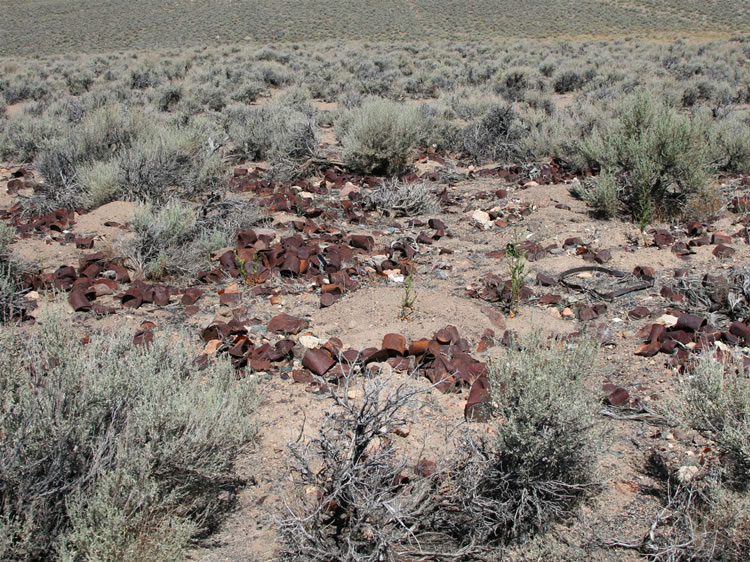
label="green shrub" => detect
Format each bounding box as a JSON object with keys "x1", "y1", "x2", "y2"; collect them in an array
[
  {"x1": 64, "y1": 71, "x2": 94, "y2": 95},
  {"x1": 277, "y1": 85, "x2": 316, "y2": 117},
  {"x1": 257, "y1": 62, "x2": 294, "y2": 87},
  {"x1": 339, "y1": 99, "x2": 423, "y2": 175},
  {"x1": 130, "y1": 67, "x2": 162, "y2": 90},
  {"x1": 460, "y1": 104, "x2": 529, "y2": 165},
  {"x1": 1, "y1": 74, "x2": 49, "y2": 105},
  {"x1": 127, "y1": 197, "x2": 261, "y2": 279},
  {"x1": 524, "y1": 91, "x2": 555, "y2": 115},
  {"x1": 33, "y1": 143, "x2": 90, "y2": 210},
  {"x1": 553, "y1": 70, "x2": 586, "y2": 94},
  {"x1": 0, "y1": 310, "x2": 258, "y2": 560},
  {"x1": 118, "y1": 117, "x2": 226, "y2": 202},
  {"x1": 0, "y1": 221, "x2": 14, "y2": 259},
  {"x1": 32, "y1": 103, "x2": 133, "y2": 210},
  {"x1": 78, "y1": 158, "x2": 121, "y2": 207},
  {"x1": 127, "y1": 201, "x2": 198, "y2": 279},
  {"x1": 199, "y1": 87, "x2": 227, "y2": 112},
  {"x1": 230, "y1": 80, "x2": 264, "y2": 104},
  {"x1": 225, "y1": 104, "x2": 318, "y2": 179},
  {"x1": 0, "y1": 113, "x2": 61, "y2": 162},
  {"x1": 570, "y1": 173, "x2": 619, "y2": 218},
  {"x1": 0, "y1": 222, "x2": 28, "y2": 323},
  {"x1": 444, "y1": 87, "x2": 504, "y2": 120},
  {"x1": 155, "y1": 85, "x2": 183, "y2": 112},
  {"x1": 0, "y1": 263, "x2": 25, "y2": 324},
  {"x1": 709, "y1": 113, "x2": 750, "y2": 174},
  {"x1": 495, "y1": 69, "x2": 530, "y2": 102},
  {"x1": 679, "y1": 354, "x2": 750, "y2": 489},
  {"x1": 581, "y1": 92, "x2": 711, "y2": 220},
  {"x1": 74, "y1": 102, "x2": 132, "y2": 162},
  {"x1": 452, "y1": 333, "x2": 603, "y2": 543}
]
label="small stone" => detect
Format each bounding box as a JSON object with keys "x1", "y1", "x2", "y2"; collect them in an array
[
  {"x1": 677, "y1": 465, "x2": 699, "y2": 484},
  {"x1": 340, "y1": 182, "x2": 360, "y2": 197},
  {"x1": 471, "y1": 210, "x2": 492, "y2": 230},
  {"x1": 655, "y1": 314, "x2": 679, "y2": 327},
  {"x1": 416, "y1": 458, "x2": 437, "y2": 478},
  {"x1": 299, "y1": 335, "x2": 321, "y2": 349},
  {"x1": 561, "y1": 307, "x2": 575, "y2": 319}
]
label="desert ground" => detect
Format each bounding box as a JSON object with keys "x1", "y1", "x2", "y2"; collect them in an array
[{"x1": 1, "y1": 4, "x2": 750, "y2": 561}]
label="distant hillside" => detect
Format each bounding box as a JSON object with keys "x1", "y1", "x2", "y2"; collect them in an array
[{"x1": 3, "y1": 0, "x2": 750, "y2": 56}]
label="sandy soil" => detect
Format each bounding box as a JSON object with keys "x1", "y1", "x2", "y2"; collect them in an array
[{"x1": 2, "y1": 137, "x2": 748, "y2": 560}]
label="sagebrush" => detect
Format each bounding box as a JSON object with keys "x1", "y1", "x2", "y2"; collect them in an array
[{"x1": 0, "y1": 307, "x2": 258, "y2": 560}]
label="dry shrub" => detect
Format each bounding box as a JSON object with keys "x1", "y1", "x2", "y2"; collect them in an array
[
  {"x1": 620, "y1": 452, "x2": 750, "y2": 561},
  {"x1": 460, "y1": 103, "x2": 530, "y2": 165},
  {"x1": 278, "y1": 370, "x2": 461, "y2": 561},
  {"x1": 279, "y1": 334, "x2": 605, "y2": 560},
  {"x1": 615, "y1": 353, "x2": 750, "y2": 561},
  {"x1": 364, "y1": 178, "x2": 440, "y2": 217}
]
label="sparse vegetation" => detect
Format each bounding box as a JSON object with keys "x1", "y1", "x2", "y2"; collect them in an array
[
  {"x1": 4, "y1": 1, "x2": 750, "y2": 56},
  {"x1": 279, "y1": 371, "x2": 449, "y2": 560},
  {"x1": 615, "y1": 353, "x2": 750, "y2": 561},
  {"x1": 399, "y1": 269, "x2": 417, "y2": 320},
  {"x1": 505, "y1": 230, "x2": 527, "y2": 312}
]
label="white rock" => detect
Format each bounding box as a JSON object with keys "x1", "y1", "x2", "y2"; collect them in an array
[
  {"x1": 299, "y1": 335, "x2": 321, "y2": 349},
  {"x1": 655, "y1": 314, "x2": 679, "y2": 328},
  {"x1": 472, "y1": 210, "x2": 492, "y2": 230},
  {"x1": 677, "y1": 465, "x2": 699, "y2": 484},
  {"x1": 340, "y1": 181, "x2": 360, "y2": 198}
]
